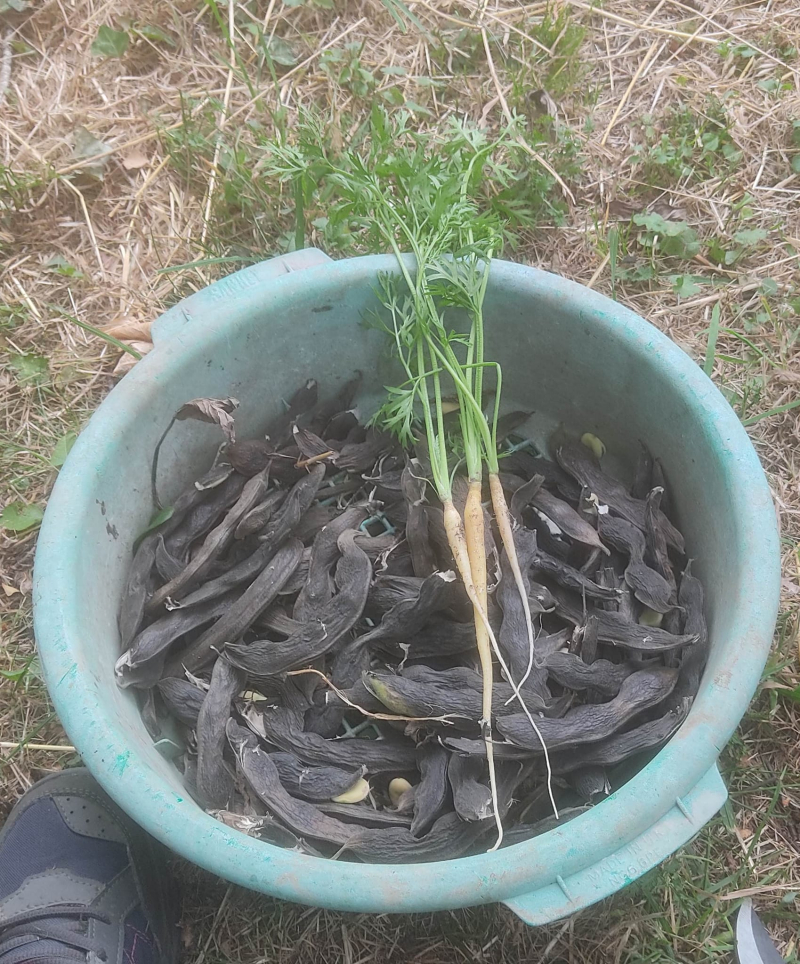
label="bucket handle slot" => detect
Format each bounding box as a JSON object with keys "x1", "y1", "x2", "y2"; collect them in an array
[{"x1": 503, "y1": 764, "x2": 727, "y2": 925}]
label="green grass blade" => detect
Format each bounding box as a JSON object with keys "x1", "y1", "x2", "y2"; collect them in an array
[
  {"x1": 49, "y1": 306, "x2": 143, "y2": 359},
  {"x1": 0, "y1": 712, "x2": 56, "y2": 769},
  {"x1": 201, "y1": 0, "x2": 258, "y2": 99},
  {"x1": 379, "y1": 0, "x2": 433, "y2": 40},
  {"x1": 608, "y1": 226, "x2": 619, "y2": 301},
  {"x1": 721, "y1": 327, "x2": 782, "y2": 370},
  {"x1": 703, "y1": 303, "x2": 720, "y2": 376},
  {"x1": 742, "y1": 397, "x2": 800, "y2": 426},
  {"x1": 157, "y1": 256, "x2": 256, "y2": 274},
  {"x1": 294, "y1": 176, "x2": 306, "y2": 250}
]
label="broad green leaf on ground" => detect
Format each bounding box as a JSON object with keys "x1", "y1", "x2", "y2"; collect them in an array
[
  {"x1": 708, "y1": 227, "x2": 768, "y2": 267},
  {"x1": 380, "y1": 87, "x2": 404, "y2": 106},
  {"x1": 632, "y1": 212, "x2": 700, "y2": 259},
  {"x1": 45, "y1": 255, "x2": 84, "y2": 279},
  {"x1": 733, "y1": 228, "x2": 768, "y2": 246},
  {"x1": 263, "y1": 36, "x2": 298, "y2": 67},
  {"x1": 91, "y1": 25, "x2": 129, "y2": 59},
  {"x1": 50, "y1": 431, "x2": 78, "y2": 468},
  {"x1": 0, "y1": 501, "x2": 45, "y2": 532},
  {"x1": 7, "y1": 352, "x2": 49, "y2": 385},
  {"x1": 671, "y1": 275, "x2": 704, "y2": 298},
  {"x1": 134, "y1": 24, "x2": 176, "y2": 46},
  {"x1": 71, "y1": 127, "x2": 111, "y2": 179},
  {"x1": 759, "y1": 278, "x2": 779, "y2": 296}
]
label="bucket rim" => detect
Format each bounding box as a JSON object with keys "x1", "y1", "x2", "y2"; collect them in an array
[{"x1": 33, "y1": 253, "x2": 780, "y2": 913}]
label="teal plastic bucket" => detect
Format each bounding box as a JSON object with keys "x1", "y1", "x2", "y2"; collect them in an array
[{"x1": 33, "y1": 250, "x2": 780, "y2": 924}]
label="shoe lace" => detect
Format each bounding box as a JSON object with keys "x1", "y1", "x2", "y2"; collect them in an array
[{"x1": 0, "y1": 905, "x2": 111, "y2": 962}]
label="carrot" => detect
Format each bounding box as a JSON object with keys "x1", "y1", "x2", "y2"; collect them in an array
[
  {"x1": 442, "y1": 495, "x2": 503, "y2": 846},
  {"x1": 336, "y1": 138, "x2": 558, "y2": 830},
  {"x1": 463, "y1": 480, "x2": 503, "y2": 849}
]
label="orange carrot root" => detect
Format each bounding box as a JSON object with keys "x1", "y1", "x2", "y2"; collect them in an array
[
  {"x1": 443, "y1": 493, "x2": 503, "y2": 849},
  {"x1": 464, "y1": 480, "x2": 503, "y2": 850}
]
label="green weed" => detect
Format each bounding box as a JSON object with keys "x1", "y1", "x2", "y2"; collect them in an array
[
  {"x1": 596, "y1": 220, "x2": 657, "y2": 286},
  {"x1": 633, "y1": 213, "x2": 700, "y2": 259},
  {"x1": 259, "y1": 106, "x2": 580, "y2": 257},
  {"x1": 527, "y1": 7, "x2": 586, "y2": 96},
  {"x1": 704, "y1": 304, "x2": 721, "y2": 375},
  {"x1": 632, "y1": 99, "x2": 742, "y2": 186},
  {"x1": 5, "y1": 351, "x2": 49, "y2": 386},
  {"x1": 603, "y1": 213, "x2": 704, "y2": 291},
  {"x1": 320, "y1": 43, "x2": 378, "y2": 99},
  {"x1": 280, "y1": 0, "x2": 334, "y2": 9},
  {"x1": 707, "y1": 228, "x2": 769, "y2": 268},
  {"x1": 608, "y1": 226, "x2": 619, "y2": 300},
  {"x1": 0, "y1": 654, "x2": 41, "y2": 687},
  {"x1": 429, "y1": 28, "x2": 483, "y2": 74},
  {"x1": 162, "y1": 100, "x2": 583, "y2": 260},
  {"x1": 160, "y1": 101, "x2": 283, "y2": 254},
  {"x1": 505, "y1": 8, "x2": 586, "y2": 103},
  {"x1": 717, "y1": 39, "x2": 759, "y2": 63},
  {"x1": 0, "y1": 166, "x2": 46, "y2": 216},
  {"x1": 0, "y1": 303, "x2": 29, "y2": 333}
]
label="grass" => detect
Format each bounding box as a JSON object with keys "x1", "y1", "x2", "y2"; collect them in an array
[{"x1": 1, "y1": 0, "x2": 799, "y2": 960}]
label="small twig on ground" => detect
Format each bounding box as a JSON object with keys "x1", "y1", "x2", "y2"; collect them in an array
[
  {"x1": 194, "y1": 882, "x2": 234, "y2": 964},
  {"x1": 200, "y1": 0, "x2": 237, "y2": 247},
  {"x1": 600, "y1": 42, "x2": 660, "y2": 146},
  {"x1": 0, "y1": 29, "x2": 11, "y2": 105},
  {"x1": 0, "y1": 742, "x2": 77, "y2": 752}
]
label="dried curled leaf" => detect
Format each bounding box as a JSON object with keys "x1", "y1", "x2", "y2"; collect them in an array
[
  {"x1": 448, "y1": 754, "x2": 492, "y2": 822},
  {"x1": 175, "y1": 396, "x2": 239, "y2": 442},
  {"x1": 104, "y1": 320, "x2": 153, "y2": 342},
  {"x1": 113, "y1": 342, "x2": 152, "y2": 375}
]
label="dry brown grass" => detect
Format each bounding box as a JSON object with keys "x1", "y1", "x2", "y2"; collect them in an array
[{"x1": 1, "y1": 0, "x2": 800, "y2": 960}]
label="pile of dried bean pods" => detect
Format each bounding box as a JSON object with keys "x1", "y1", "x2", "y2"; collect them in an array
[{"x1": 116, "y1": 378, "x2": 707, "y2": 861}]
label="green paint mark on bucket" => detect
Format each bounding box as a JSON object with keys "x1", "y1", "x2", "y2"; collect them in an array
[{"x1": 113, "y1": 750, "x2": 131, "y2": 775}]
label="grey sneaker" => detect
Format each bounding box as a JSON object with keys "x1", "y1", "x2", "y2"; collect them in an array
[{"x1": 0, "y1": 769, "x2": 179, "y2": 964}]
